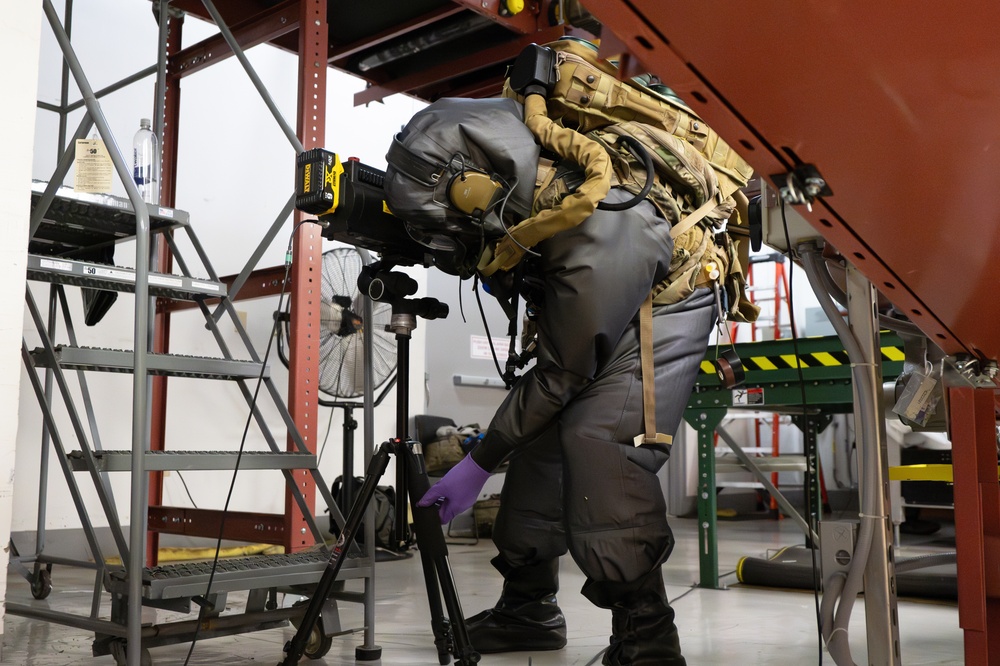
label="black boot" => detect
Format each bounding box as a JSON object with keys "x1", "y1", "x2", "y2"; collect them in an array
[
  {"x1": 601, "y1": 599, "x2": 685, "y2": 666},
  {"x1": 595, "y1": 575, "x2": 685, "y2": 666},
  {"x1": 466, "y1": 558, "x2": 567, "y2": 654}
]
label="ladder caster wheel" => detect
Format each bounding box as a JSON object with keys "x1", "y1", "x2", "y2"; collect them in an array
[
  {"x1": 110, "y1": 640, "x2": 152, "y2": 666},
  {"x1": 30, "y1": 569, "x2": 52, "y2": 600},
  {"x1": 303, "y1": 624, "x2": 333, "y2": 660},
  {"x1": 290, "y1": 601, "x2": 333, "y2": 660},
  {"x1": 356, "y1": 645, "x2": 382, "y2": 661}
]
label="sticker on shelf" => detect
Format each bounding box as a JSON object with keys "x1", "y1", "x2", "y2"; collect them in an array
[{"x1": 732, "y1": 387, "x2": 764, "y2": 406}]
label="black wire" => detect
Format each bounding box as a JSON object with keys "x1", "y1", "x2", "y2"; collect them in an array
[
  {"x1": 473, "y1": 276, "x2": 506, "y2": 380},
  {"x1": 779, "y1": 201, "x2": 823, "y2": 666},
  {"x1": 494, "y1": 176, "x2": 540, "y2": 259},
  {"x1": 669, "y1": 583, "x2": 700, "y2": 605},
  {"x1": 457, "y1": 274, "x2": 467, "y2": 324},
  {"x1": 174, "y1": 471, "x2": 199, "y2": 509},
  {"x1": 183, "y1": 221, "x2": 309, "y2": 665},
  {"x1": 596, "y1": 135, "x2": 655, "y2": 211},
  {"x1": 316, "y1": 404, "x2": 336, "y2": 466}
]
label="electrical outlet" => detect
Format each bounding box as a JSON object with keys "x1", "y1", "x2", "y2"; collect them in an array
[{"x1": 820, "y1": 520, "x2": 859, "y2": 587}]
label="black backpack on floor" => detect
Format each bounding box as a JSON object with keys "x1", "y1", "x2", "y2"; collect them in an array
[{"x1": 329, "y1": 475, "x2": 396, "y2": 551}]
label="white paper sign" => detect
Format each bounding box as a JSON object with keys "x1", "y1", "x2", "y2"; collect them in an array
[
  {"x1": 470, "y1": 334, "x2": 511, "y2": 360},
  {"x1": 74, "y1": 138, "x2": 114, "y2": 194}
]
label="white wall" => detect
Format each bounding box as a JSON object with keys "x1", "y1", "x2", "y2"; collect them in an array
[
  {"x1": 19, "y1": 3, "x2": 427, "y2": 545},
  {"x1": 1, "y1": 0, "x2": 44, "y2": 645}
]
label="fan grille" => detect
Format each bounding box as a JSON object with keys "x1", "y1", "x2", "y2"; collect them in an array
[{"x1": 318, "y1": 248, "x2": 395, "y2": 398}]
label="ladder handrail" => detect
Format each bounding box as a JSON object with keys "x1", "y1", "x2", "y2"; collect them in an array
[{"x1": 42, "y1": 2, "x2": 157, "y2": 658}]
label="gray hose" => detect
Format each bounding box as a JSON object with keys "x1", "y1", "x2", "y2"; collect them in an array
[
  {"x1": 811, "y1": 253, "x2": 924, "y2": 338},
  {"x1": 895, "y1": 551, "x2": 956, "y2": 574},
  {"x1": 801, "y1": 245, "x2": 883, "y2": 666}
]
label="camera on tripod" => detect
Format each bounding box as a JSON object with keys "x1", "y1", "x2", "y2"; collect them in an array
[
  {"x1": 295, "y1": 148, "x2": 474, "y2": 277},
  {"x1": 284, "y1": 153, "x2": 476, "y2": 666},
  {"x1": 358, "y1": 262, "x2": 449, "y2": 321}
]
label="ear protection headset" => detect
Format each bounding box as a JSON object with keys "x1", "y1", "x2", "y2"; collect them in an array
[{"x1": 447, "y1": 168, "x2": 505, "y2": 216}]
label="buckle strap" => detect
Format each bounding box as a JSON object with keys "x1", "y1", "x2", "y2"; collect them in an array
[{"x1": 635, "y1": 293, "x2": 673, "y2": 447}]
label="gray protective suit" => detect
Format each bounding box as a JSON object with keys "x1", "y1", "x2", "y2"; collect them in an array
[{"x1": 469, "y1": 188, "x2": 717, "y2": 665}]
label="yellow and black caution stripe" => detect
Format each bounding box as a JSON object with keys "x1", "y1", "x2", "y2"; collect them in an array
[{"x1": 700, "y1": 344, "x2": 905, "y2": 375}]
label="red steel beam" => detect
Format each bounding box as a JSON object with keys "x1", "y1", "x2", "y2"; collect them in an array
[
  {"x1": 158, "y1": 264, "x2": 290, "y2": 314},
  {"x1": 168, "y1": 0, "x2": 301, "y2": 80},
  {"x1": 148, "y1": 506, "x2": 287, "y2": 544},
  {"x1": 949, "y1": 385, "x2": 1000, "y2": 663},
  {"x1": 354, "y1": 24, "x2": 563, "y2": 105},
  {"x1": 284, "y1": 0, "x2": 328, "y2": 553},
  {"x1": 148, "y1": 9, "x2": 186, "y2": 568}
]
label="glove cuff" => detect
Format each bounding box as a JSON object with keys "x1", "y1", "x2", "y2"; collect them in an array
[{"x1": 469, "y1": 430, "x2": 515, "y2": 472}]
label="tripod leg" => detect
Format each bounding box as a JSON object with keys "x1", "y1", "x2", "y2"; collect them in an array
[
  {"x1": 278, "y1": 442, "x2": 392, "y2": 666},
  {"x1": 402, "y1": 441, "x2": 481, "y2": 666}
]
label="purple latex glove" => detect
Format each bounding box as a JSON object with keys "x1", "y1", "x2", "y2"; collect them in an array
[{"x1": 417, "y1": 455, "x2": 491, "y2": 523}]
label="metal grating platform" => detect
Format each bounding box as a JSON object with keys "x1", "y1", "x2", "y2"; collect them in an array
[
  {"x1": 30, "y1": 346, "x2": 267, "y2": 380},
  {"x1": 29, "y1": 181, "x2": 189, "y2": 256},
  {"x1": 106, "y1": 551, "x2": 369, "y2": 600}
]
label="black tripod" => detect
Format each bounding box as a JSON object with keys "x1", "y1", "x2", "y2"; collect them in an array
[{"x1": 279, "y1": 265, "x2": 480, "y2": 666}]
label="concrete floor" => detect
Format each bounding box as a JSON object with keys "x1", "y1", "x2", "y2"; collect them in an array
[{"x1": 2, "y1": 516, "x2": 964, "y2": 665}]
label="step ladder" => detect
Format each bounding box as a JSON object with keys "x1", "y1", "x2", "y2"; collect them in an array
[
  {"x1": 718, "y1": 254, "x2": 797, "y2": 512},
  {"x1": 14, "y1": 5, "x2": 374, "y2": 664},
  {"x1": 15, "y1": 182, "x2": 366, "y2": 661}
]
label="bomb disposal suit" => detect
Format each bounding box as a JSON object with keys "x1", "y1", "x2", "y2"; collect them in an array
[{"x1": 389, "y1": 42, "x2": 754, "y2": 665}]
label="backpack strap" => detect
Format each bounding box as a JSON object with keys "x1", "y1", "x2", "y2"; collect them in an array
[
  {"x1": 635, "y1": 293, "x2": 673, "y2": 447},
  {"x1": 635, "y1": 198, "x2": 720, "y2": 449},
  {"x1": 670, "y1": 197, "x2": 720, "y2": 241}
]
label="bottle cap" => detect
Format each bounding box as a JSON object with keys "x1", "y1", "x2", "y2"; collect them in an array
[{"x1": 140, "y1": 118, "x2": 151, "y2": 128}]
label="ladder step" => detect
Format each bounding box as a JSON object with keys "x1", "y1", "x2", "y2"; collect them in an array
[
  {"x1": 715, "y1": 446, "x2": 771, "y2": 454},
  {"x1": 26, "y1": 254, "x2": 225, "y2": 301},
  {"x1": 31, "y1": 345, "x2": 267, "y2": 380},
  {"x1": 106, "y1": 551, "x2": 370, "y2": 600},
  {"x1": 67, "y1": 450, "x2": 316, "y2": 472},
  {"x1": 716, "y1": 455, "x2": 808, "y2": 474},
  {"x1": 30, "y1": 180, "x2": 188, "y2": 255}
]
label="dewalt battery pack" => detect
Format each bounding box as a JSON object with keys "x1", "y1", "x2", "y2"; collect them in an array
[{"x1": 295, "y1": 148, "x2": 344, "y2": 216}]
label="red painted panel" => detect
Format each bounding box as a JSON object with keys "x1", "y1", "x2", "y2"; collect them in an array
[
  {"x1": 584, "y1": 1, "x2": 1000, "y2": 362},
  {"x1": 949, "y1": 386, "x2": 1000, "y2": 660}
]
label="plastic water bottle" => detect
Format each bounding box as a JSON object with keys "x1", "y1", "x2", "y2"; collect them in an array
[{"x1": 132, "y1": 118, "x2": 160, "y2": 204}]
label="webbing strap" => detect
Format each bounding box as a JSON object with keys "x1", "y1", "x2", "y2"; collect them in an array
[
  {"x1": 386, "y1": 135, "x2": 443, "y2": 186},
  {"x1": 670, "y1": 198, "x2": 719, "y2": 241},
  {"x1": 637, "y1": 293, "x2": 673, "y2": 447}
]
